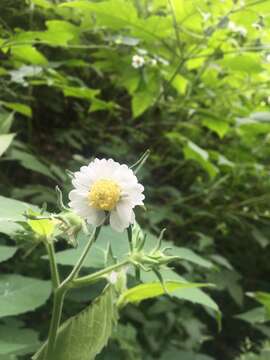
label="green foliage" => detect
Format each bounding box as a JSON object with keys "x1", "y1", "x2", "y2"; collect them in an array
[
  {"x1": 0, "y1": 319, "x2": 40, "y2": 358},
  {"x1": 0, "y1": 245, "x2": 17, "y2": 263},
  {"x1": 1, "y1": 0, "x2": 270, "y2": 359},
  {"x1": 117, "y1": 281, "x2": 211, "y2": 307},
  {"x1": 33, "y1": 285, "x2": 118, "y2": 360},
  {"x1": 0, "y1": 274, "x2": 51, "y2": 317}
]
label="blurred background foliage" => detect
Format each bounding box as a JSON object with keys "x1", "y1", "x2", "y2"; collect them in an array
[{"x1": 1, "y1": 0, "x2": 270, "y2": 359}]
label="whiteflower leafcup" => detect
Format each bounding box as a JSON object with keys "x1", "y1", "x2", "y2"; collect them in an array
[{"x1": 68, "y1": 158, "x2": 145, "y2": 232}]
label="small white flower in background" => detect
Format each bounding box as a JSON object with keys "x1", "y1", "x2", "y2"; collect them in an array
[
  {"x1": 107, "y1": 271, "x2": 118, "y2": 284},
  {"x1": 252, "y1": 22, "x2": 262, "y2": 31},
  {"x1": 157, "y1": 56, "x2": 169, "y2": 66},
  {"x1": 201, "y1": 12, "x2": 211, "y2": 22},
  {"x1": 149, "y1": 58, "x2": 157, "y2": 66},
  {"x1": 137, "y1": 48, "x2": 148, "y2": 56},
  {"x1": 228, "y1": 21, "x2": 247, "y2": 36},
  {"x1": 266, "y1": 54, "x2": 270, "y2": 63},
  {"x1": 132, "y1": 54, "x2": 145, "y2": 69},
  {"x1": 69, "y1": 158, "x2": 145, "y2": 232}
]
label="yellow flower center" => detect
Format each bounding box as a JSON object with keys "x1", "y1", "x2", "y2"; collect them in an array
[{"x1": 88, "y1": 179, "x2": 120, "y2": 211}]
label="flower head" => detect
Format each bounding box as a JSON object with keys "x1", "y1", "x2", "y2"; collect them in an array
[
  {"x1": 228, "y1": 21, "x2": 247, "y2": 36},
  {"x1": 132, "y1": 54, "x2": 145, "y2": 69},
  {"x1": 68, "y1": 159, "x2": 145, "y2": 232}
]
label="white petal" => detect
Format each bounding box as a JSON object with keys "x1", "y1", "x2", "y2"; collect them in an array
[
  {"x1": 86, "y1": 209, "x2": 106, "y2": 227},
  {"x1": 110, "y1": 210, "x2": 128, "y2": 232},
  {"x1": 68, "y1": 189, "x2": 88, "y2": 202},
  {"x1": 122, "y1": 183, "x2": 144, "y2": 206},
  {"x1": 116, "y1": 200, "x2": 133, "y2": 223}
]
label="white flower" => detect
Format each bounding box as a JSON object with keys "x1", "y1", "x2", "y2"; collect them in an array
[
  {"x1": 68, "y1": 158, "x2": 145, "y2": 232},
  {"x1": 201, "y1": 12, "x2": 211, "y2": 22},
  {"x1": 132, "y1": 54, "x2": 145, "y2": 69},
  {"x1": 252, "y1": 22, "x2": 262, "y2": 31},
  {"x1": 149, "y1": 58, "x2": 157, "y2": 66},
  {"x1": 228, "y1": 21, "x2": 247, "y2": 36},
  {"x1": 266, "y1": 54, "x2": 270, "y2": 63},
  {"x1": 107, "y1": 271, "x2": 118, "y2": 284}
]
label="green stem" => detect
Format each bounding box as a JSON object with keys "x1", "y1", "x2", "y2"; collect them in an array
[
  {"x1": 72, "y1": 260, "x2": 129, "y2": 288},
  {"x1": 46, "y1": 241, "x2": 60, "y2": 288},
  {"x1": 45, "y1": 288, "x2": 66, "y2": 360},
  {"x1": 61, "y1": 227, "x2": 101, "y2": 288}
]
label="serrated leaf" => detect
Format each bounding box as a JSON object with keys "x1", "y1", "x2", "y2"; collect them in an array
[
  {"x1": 118, "y1": 281, "x2": 211, "y2": 307},
  {"x1": 0, "y1": 245, "x2": 17, "y2": 263},
  {"x1": 0, "y1": 274, "x2": 51, "y2": 317},
  {"x1": 33, "y1": 285, "x2": 118, "y2": 360},
  {"x1": 140, "y1": 268, "x2": 219, "y2": 313}
]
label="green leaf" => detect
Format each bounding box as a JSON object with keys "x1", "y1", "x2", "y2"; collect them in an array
[
  {"x1": 118, "y1": 281, "x2": 210, "y2": 307},
  {"x1": 28, "y1": 211, "x2": 55, "y2": 239},
  {"x1": 183, "y1": 140, "x2": 219, "y2": 178},
  {"x1": 11, "y1": 45, "x2": 48, "y2": 65},
  {"x1": 9, "y1": 149, "x2": 56, "y2": 180},
  {"x1": 0, "y1": 319, "x2": 40, "y2": 357},
  {"x1": 140, "y1": 268, "x2": 219, "y2": 313},
  {"x1": 52, "y1": 226, "x2": 129, "y2": 268},
  {"x1": 171, "y1": 74, "x2": 188, "y2": 95},
  {"x1": 31, "y1": 0, "x2": 54, "y2": 8},
  {"x1": 60, "y1": 0, "x2": 138, "y2": 30},
  {"x1": 131, "y1": 90, "x2": 155, "y2": 118},
  {"x1": 33, "y1": 285, "x2": 118, "y2": 360},
  {"x1": 0, "y1": 111, "x2": 14, "y2": 133},
  {"x1": 220, "y1": 53, "x2": 263, "y2": 73},
  {"x1": 167, "y1": 246, "x2": 213, "y2": 268},
  {"x1": 0, "y1": 196, "x2": 40, "y2": 236},
  {"x1": 235, "y1": 307, "x2": 268, "y2": 325},
  {"x1": 0, "y1": 134, "x2": 15, "y2": 157},
  {"x1": 160, "y1": 349, "x2": 214, "y2": 360},
  {"x1": 0, "y1": 274, "x2": 51, "y2": 317},
  {"x1": 202, "y1": 118, "x2": 229, "y2": 138},
  {"x1": 62, "y1": 86, "x2": 100, "y2": 101},
  {"x1": 42, "y1": 20, "x2": 80, "y2": 46},
  {"x1": 0, "y1": 245, "x2": 17, "y2": 263},
  {"x1": 252, "y1": 292, "x2": 270, "y2": 317},
  {"x1": 1, "y1": 101, "x2": 32, "y2": 117}
]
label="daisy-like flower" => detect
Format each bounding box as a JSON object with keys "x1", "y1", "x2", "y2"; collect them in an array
[
  {"x1": 132, "y1": 54, "x2": 145, "y2": 69},
  {"x1": 68, "y1": 159, "x2": 145, "y2": 232}
]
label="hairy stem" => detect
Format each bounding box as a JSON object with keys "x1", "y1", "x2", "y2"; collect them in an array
[
  {"x1": 72, "y1": 260, "x2": 129, "y2": 288},
  {"x1": 45, "y1": 288, "x2": 66, "y2": 359},
  {"x1": 46, "y1": 241, "x2": 60, "y2": 289}
]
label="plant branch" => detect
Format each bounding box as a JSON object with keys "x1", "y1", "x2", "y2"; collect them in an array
[
  {"x1": 46, "y1": 241, "x2": 60, "y2": 289},
  {"x1": 45, "y1": 288, "x2": 66, "y2": 360},
  {"x1": 61, "y1": 226, "x2": 101, "y2": 287},
  {"x1": 71, "y1": 260, "x2": 129, "y2": 288}
]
